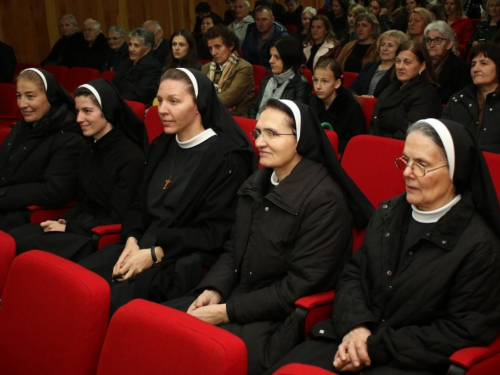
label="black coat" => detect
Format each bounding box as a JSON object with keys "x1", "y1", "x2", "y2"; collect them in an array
[
  {"x1": 101, "y1": 42, "x2": 129, "y2": 72},
  {"x1": 248, "y1": 72, "x2": 311, "y2": 119},
  {"x1": 311, "y1": 193, "x2": 500, "y2": 372},
  {"x1": 309, "y1": 86, "x2": 366, "y2": 153},
  {"x1": 349, "y1": 61, "x2": 394, "y2": 98},
  {"x1": 67, "y1": 33, "x2": 110, "y2": 70},
  {"x1": 369, "y1": 75, "x2": 442, "y2": 139},
  {"x1": 0, "y1": 104, "x2": 84, "y2": 230},
  {"x1": 41, "y1": 32, "x2": 84, "y2": 67},
  {"x1": 112, "y1": 54, "x2": 162, "y2": 105},
  {"x1": 196, "y1": 159, "x2": 353, "y2": 374},
  {"x1": 150, "y1": 38, "x2": 170, "y2": 68},
  {"x1": 437, "y1": 52, "x2": 471, "y2": 104},
  {"x1": 0, "y1": 40, "x2": 17, "y2": 83},
  {"x1": 442, "y1": 84, "x2": 500, "y2": 153}
]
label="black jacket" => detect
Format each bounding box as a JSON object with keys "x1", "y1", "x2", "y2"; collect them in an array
[
  {"x1": 0, "y1": 40, "x2": 17, "y2": 83},
  {"x1": 101, "y1": 42, "x2": 129, "y2": 72},
  {"x1": 41, "y1": 32, "x2": 84, "y2": 67},
  {"x1": 248, "y1": 72, "x2": 311, "y2": 119},
  {"x1": 150, "y1": 38, "x2": 170, "y2": 68},
  {"x1": 312, "y1": 193, "x2": 500, "y2": 372},
  {"x1": 0, "y1": 104, "x2": 84, "y2": 229},
  {"x1": 112, "y1": 54, "x2": 162, "y2": 105},
  {"x1": 349, "y1": 61, "x2": 394, "y2": 98},
  {"x1": 369, "y1": 75, "x2": 442, "y2": 139},
  {"x1": 197, "y1": 159, "x2": 353, "y2": 374},
  {"x1": 67, "y1": 33, "x2": 110, "y2": 70},
  {"x1": 60, "y1": 129, "x2": 145, "y2": 236},
  {"x1": 442, "y1": 84, "x2": 500, "y2": 153},
  {"x1": 309, "y1": 87, "x2": 366, "y2": 153},
  {"x1": 437, "y1": 52, "x2": 471, "y2": 104}
]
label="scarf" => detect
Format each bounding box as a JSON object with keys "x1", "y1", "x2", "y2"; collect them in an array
[
  {"x1": 256, "y1": 68, "x2": 295, "y2": 119},
  {"x1": 208, "y1": 52, "x2": 240, "y2": 94}
]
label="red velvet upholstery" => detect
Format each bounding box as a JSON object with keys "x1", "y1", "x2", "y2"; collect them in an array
[
  {"x1": 343, "y1": 71, "x2": 358, "y2": 88},
  {"x1": 0, "y1": 231, "x2": 15, "y2": 299},
  {"x1": 144, "y1": 105, "x2": 164, "y2": 143},
  {"x1": 0, "y1": 83, "x2": 22, "y2": 126},
  {"x1": 234, "y1": 116, "x2": 258, "y2": 156},
  {"x1": 324, "y1": 129, "x2": 340, "y2": 159},
  {"x1": 273, "y1": 363, "x2": 339, "y2": 374},
  {"x1": 92, "y1": 224, "x2": 122, "y2": 250},
  {"x1": 42, "y1": 64, "x2": 69, "y2": 82},
  {"x1": 341, "y1": 135, "x2": 406, "y2": 209},
  {"x1": 483, "y1": 151, "x2": 500, "y2": 199},
  {"x1": 0, "y1": 250, "x2": 110, "y2": 375},
  {"x1": 358, "y1": 96, "x2": 377, "y2": 130},
  {"x1": 449, "y1": 335, "x2": 500, "y2": 375},
  {"x1": 302, "y1": 67, "x2": 313, "y2": 87},
  {"x1": 124, "y1": 99, "x2": 146, "y2": 120},
  {"x1": 27, "y1": 201, "x2": 75, "y2": 224},
  {"x1": 11, "y1": 62, "x2": 42, "y2": 83},
  {"x1": 97, "y1": 299, "x2": 247, "y2": 375},
  {"x1": 99, "y1": 70, "x2": 116, "y2": 82},
  {"x1": 63, "y1": 67, "x2": 100, "y2": 93},
  {"x1": 252, "y1": 64, "x2": 268, "y2": 97}
]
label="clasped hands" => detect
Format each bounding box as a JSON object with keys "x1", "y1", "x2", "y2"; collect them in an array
[
  {"x1": 111, "y1": 237, "x2": 164, "y2": 282},
  {"x1": 187, "y1": 289, "x2": 229, "y2": 326},
  {"x1": 333, "y1": 325, "x2": 372, "y2": 372},
  {"x1": 40, "y1": 219, "x2": 66, "y2": 232}
]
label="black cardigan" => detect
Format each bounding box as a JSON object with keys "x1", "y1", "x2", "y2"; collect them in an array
[{"x1": 349, "y1": 61, "x2": 394, "y2": 98}]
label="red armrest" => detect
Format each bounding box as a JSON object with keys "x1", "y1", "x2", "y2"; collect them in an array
[
  {"x1": 91, "y1": 224, "x2": 122, "y2": 236},
  {"x1": 91, "y1": 224, "x2": 122, "y2": 250},
  {"x1": 27, "y1": 202, "x2": 76, "y2": 224},
  {"x1": 295, "y1": 290, "x2": 336, "y2": 340},
  {"x1": 449, "y1": 334, "x2": 500, "y2": 374},
  {"x1": 295, "y1": 290, "x2": 336, "y2": 310}
]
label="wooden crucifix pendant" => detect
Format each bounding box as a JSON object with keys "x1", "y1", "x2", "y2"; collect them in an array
[{"x1": 163, "y1": 179, "x2": 172, "y2": 189}]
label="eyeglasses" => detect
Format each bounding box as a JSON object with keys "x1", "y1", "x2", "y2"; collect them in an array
[
  {"x1": 424, "y1": 37, "x2": 448, "y2": 45},
  {"x1": 249, "y1": 129, "x2": 296, "y2": 140},
  {"x1": 394, "y1": 156, "x2": 448, "y2": 177}
]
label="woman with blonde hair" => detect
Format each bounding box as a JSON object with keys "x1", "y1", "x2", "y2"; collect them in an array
[
  {"x1": 407, "y1": 7, "x2": 435, "y2": 41},
  {"x1": 303, "y1": 15, "x2": 341, "y2": 71},
  {"x1": 444, "y1": 0, "x2": 474, "y2": 52}
]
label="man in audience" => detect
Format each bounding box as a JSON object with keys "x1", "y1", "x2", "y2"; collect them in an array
[
  {"x1": 193, "y1": 2, "x2": 224, "y2": 34},
  {"x1": 242, "y1": 6, "x2": 289, "y2": 70},
  {"x1": 228, "y1": 0, "x2": 255, "y2": 49},
  {"x1": 102, "y1": 26, "x2": 128, "y2": 72},
  {"x1": 255, "y1": 0, "x2": 286, "y2": 23},
  {"x1": 68, "y1": 18, "x2": 109, "y2": 70},
  {"x1": 0, "y1": 39, "x2": 17, "y2": 83},
  {"x1": 143, "y1": 20, "x2": 169, "y2": 67},
  {"x1": 112, "y1": 27, "x2": 162, "y2": 105},
  {"x1": 202, "y1": 25, "x2": 254, "y2": 117}
]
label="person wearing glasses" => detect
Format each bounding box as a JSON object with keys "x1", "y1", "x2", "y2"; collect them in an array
[
  {"x1": 102, "y1": 26, "x2": 128, "y2": 72},
  {"x1": 369, "y1": 40, "x2": 442, "y2": 139},
  {"x1": 267, "y1": 118, "x2": 500, "y2": 375},
  {"x1": 424, "y1": 21, "x2": 471, "y2": 104},
  {"x1": 442, "y1": 43, "x2": 500, "y2": 153},
  {"x1": 166, "y1": 99, "x2": 374, "y2": 375}
]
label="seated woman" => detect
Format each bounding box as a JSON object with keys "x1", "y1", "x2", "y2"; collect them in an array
[
  {"x1": 407, "y1": 8, "x2": 435, "y2": 42},
  {"x1": 291, "y1": 6, "x2": 317, "y2": 46},
  {"x1": 267, "y1": 118, "x2": 500, "y2": 375},
  {"x1": 424, "y1": 20, "x2": 472, "y2": 103},
  {"x1": 444, "y1": 0, "x2": 474, "y2": 53},
  {"x1": 0, "y1": 68, "x2": 84, "y2": 232},
  {"x1": 310, "y1": 59, "x2": 366, "y2": 152},
  {"x1": 283, "y1": 0, "x2": 304, "y2": 30},
  {"x1": 112, "y1": 27, "x2": 162, "y2": 105},
  {"x1": 442, "y1": 43, "x2": 500, "y2": 153},
  {"x1": 41, "y1": 14, "x2": 83, "y2": 66},
  {"x1": 327, "y1": 0, "x2": 350, "y2": 36},
  {"x1": 195, "y1": 15, "x2": 219, "y2": 61},
  {"x1": 466, "y1": 0, "x2": 500, "y2": 56},
  {"x1": 303, "y1": 15, "x2": 341, "y2": 71},
  {"x1": 337, "y1": 4, "x2": 366, "y2": 47},
  {"x1": 167, "y1": 99, "x2": 374, "y2": 375},
  {"x1": 79, "y1": 68, "x2": 256, "y2": 314},
  {"x1": 349, "y1": 29, "x2": 408, "y2": 98},
  {"x1": 248, "y1": 36, "x2": 311, "y2": 119},
  {"x1": 336, "y1": 13, "x2": 381, "y2": 73},
  {"x1": 10, "y1": 79, "x2": 148, "y2": 261},
  {"x1": 369, "y1": 40, "x2": 442, "y2": 139},
  {"x1": 165, "y1": 29, "x2": 202, "y2": 71},
  {"x1": 201, "y1": 25, "x2": 254, "y2": 117}
]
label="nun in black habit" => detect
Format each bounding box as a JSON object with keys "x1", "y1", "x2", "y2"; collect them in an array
[
  {"x1": 78, "y1": 68, "x2": 256, "y2": 314},
  {"x1": 267, "y1": 119, "x2": 500, "y2": 375},
  {"x1": 10, "y1": 78, "x2": 148, "y2": 261},
  {"x1": 0, "y1": 68, "x2": 84, "y2": 231},
  {"x1": 165, "y1": 99, "x2": 374, "y2": 375}
]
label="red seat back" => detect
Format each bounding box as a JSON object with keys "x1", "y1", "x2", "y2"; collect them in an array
[
  {"x1": 0, "y1": 250, "x2": 109, "y2": 375},
  {"x1": 358, "y1": 96, "x2": 377, "y2": 130},
  {"x1": 144, "y1": 106, "x2": 164, "y2": 143},
  {"x1": 252, "y1": 64, "x2": 268, "y2": 97},
  {"x1": 124, "y1": 100, "x2": 146, "y2": 121},
  {"x1": 301, "y1": 67, "x2": 313, "y2": 87},
  {"x1": 0, "y1": 231, "x2": 15, "y2": 299},
  {"x1": 63, "y1": 67, "x2": 100, "y2": 93},
  {"x1": 234, "y1": 116, "x2": 258, "y2": 156},
  {"x1": 100, "y1": 70, "x2": 116, "y2": 82},
  {"x1": 0, "y1": 83, "x2": 22, "y2": 123},
  {"x1": 42, "y1": 64, "x2": 69, "y2": 83},
  {"x1": 284, "y1": 24, "x2": 298, "y2": 33},
  {"x1": 343, "y1": 71, "x2": 359, "y2": 88},
  {"x1": 324, "y1": 129, "x2": 340, "y2": 159},
  {"x1": 97, "y1": 300, "x2": 247, "y2": 375},
  {"x1": 484, "y1": 151, "x2": 500, "y2": 200},
  {"x1": 11, "y1": 63, "x2": 42, "y2": 83},
  {"x1": 273, "y1": 363, "x2": 339, "y2": 374}
]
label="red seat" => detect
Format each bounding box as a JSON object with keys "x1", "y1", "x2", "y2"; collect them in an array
[
  {"x1": 234, "y1": 116, "x2": 258, "y2": 156},
  {"x1": 63, "y1": 67, "x2": 100, "y2": 93},
  {"x1": 100, "y1": 70, "x2": 116, "y2": 82},
  {"x1": 483, "y1": 151, "x2": 500, "y2": 199},
  {"x1": 124, "y1": 99, "x2": 146, "y2": 121},
  {"x1": 358, "y1": 96, "x2": 377, "y2": 130},
  {"x1": 273, "y1": 363, "x2": 339, "y2": 374},
  {"x1": 92, "y1": 224, "x2": 122, "y2": 250},
  {"x1": 343, "y1": 71, "x2": 358, "y2": 88},
  {"x1": 252, "y1": 64, "x2": 268, "y2": 97},
  {"x1": 0, "y1": 83, "x2": 22, "y2": 127},
  {"x1": 0, "y1": 250, "x2": 109, "y2": 375},
  {"x1": 144, "y1": 105, "x2": 164, "y2": 143},
  {"x1": 199, "y1": 59, "x2": 211, "y2": 65},
  {"x1": 27, "y1": 202, "x2": 76, "y2": 224},
  {"x1": 284, "y1": 24, "x2": 298, "y2": 33},
  {"x1": 301, "y1": 67, "x2": 313, "y2": 87},
  {"x1": 324, "y1": 129, "x2": 340, "y2": 159},
  {"x1": 0, "y1": 231, "x2": 15, "y2": 299},
  {"x1": 11, "y1": 62, "x2": 41, "y2": 83},
  {"x1": 42, "y1": 64, "x2": 69, "y2": 83},
  {"x1": 97, "y1": 299, "x2": 247, "y2": 375}
]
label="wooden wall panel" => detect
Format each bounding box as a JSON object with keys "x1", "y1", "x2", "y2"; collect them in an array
[{"x1": 1, "y1": 0, "x2": 325, "y2": 64}]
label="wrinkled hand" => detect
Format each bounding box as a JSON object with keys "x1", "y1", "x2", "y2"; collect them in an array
[
  {"x1": 188, "y1": 303, "x2": 229, "y2": 325},
  {"x1": 187, "y1": 289, "x2": 222, "y2": 314},
  {"x1": 40, "y1": 219, "x2": 66, "y2": 232},
  {"x1": 333, "y1": 325, "x2": 372, "y2": 372}
]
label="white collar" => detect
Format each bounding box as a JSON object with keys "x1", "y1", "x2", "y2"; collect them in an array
[
  {"x1": 270, "y1": 171, "x2": 280, "y2": 186},
  {"x1": 412, "y1": 194, "x2": 462, "y2": 223},
  {"x1": 219, "y1": 61, "x2": 229, "y2": 71},
  {"x1": 176, "y1": 128, "x2": 217, "y2": 149}
]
